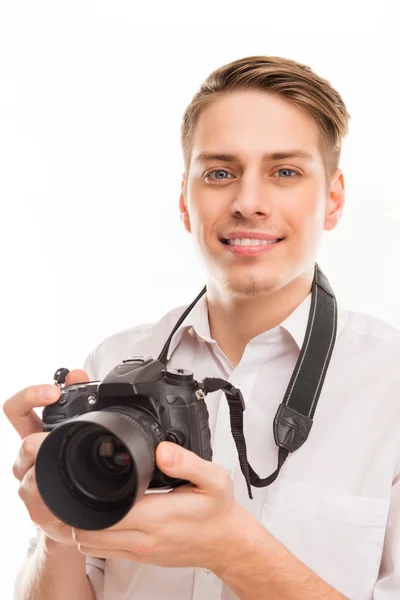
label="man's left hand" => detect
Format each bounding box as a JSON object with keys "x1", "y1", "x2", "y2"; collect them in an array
[{"x1": 73, "y1": 441, "x2": 256, "y2": 571}]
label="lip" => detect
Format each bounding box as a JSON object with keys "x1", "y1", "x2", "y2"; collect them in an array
[
  {"x1": 222, "y1": 231, "x2": 282, "y2": 241},
  {"x1": 220, "y1": 238, "x2": 284, "y2": 256},
  {"x1": 219, "y1": 231, "x2": 284, "y2": 256}
]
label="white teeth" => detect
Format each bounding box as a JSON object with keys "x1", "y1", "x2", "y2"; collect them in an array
[{"x1": 227, "y1": 238, "x2": 278, "y2": 246}]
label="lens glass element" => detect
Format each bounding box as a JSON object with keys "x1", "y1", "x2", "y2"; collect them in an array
[
  {"x1": 95, "y1": 435, "x2": 132, "y2": 473},
  {"x1": 61, "y1": 425, "x2": 137, "y2": 508}
]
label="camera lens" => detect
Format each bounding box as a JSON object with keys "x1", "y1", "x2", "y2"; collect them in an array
[
  {"x1": 62, "y1": 426, "x2": 136, "y2": 506},
  {"x1": 95, "y1": 435, "x2": 132, "y2": 473},
  {"x1": 35, "y1": 408, "x2": 158, "y2": 530}
]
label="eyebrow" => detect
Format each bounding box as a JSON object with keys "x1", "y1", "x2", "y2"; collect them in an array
[{"x1": 194, "y1": 150, "x2": 314, "y2": 163}]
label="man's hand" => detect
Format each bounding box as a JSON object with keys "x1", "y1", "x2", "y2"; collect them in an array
[
  {"x1": 3, "y1": 370, "x2": 90, "y2": 545},
  {"x1": 73, "y1": 441, "x2": 257, "y2": 571}
]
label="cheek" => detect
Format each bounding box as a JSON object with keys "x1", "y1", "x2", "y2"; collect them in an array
[
  {"x1": 284, "y1": 188, "x2": 326, "y2": 235},
  {"x1": 187, "y1": 201, "x2": 221, "y2": 240},
  {"x1": 282, "y1": 208, "x2": 325, "y2": 260},
  {"x1": 187, "y1": 179, "x2": 229, "y2": 230}
]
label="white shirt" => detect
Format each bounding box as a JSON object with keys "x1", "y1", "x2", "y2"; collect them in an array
[{"x1": 27, "y1": 291, "x2": 400, "y2": 599}]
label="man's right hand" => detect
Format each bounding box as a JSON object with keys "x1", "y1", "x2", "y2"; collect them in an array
[{"x1": 3, "y1": 370, "x2": 89, "y2": 545}]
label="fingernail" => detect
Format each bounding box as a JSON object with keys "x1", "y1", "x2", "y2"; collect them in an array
[
  {"x1": 161, "y1": 443, "x2": 178, "y2": 466},
  {"x1": 41, "y1": 385, "x2": 59, "y2": 401}
]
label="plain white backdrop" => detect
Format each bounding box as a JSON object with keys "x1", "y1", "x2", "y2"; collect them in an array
[{"x1": 1, "y1": 1, "x2": 399, "y2": 596}]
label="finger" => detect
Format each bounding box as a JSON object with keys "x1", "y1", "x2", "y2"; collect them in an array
[
  {"x1": 78, "y1": 546, "x2": 136, "y2": 562},
  {"x1": 3, "y1": 385, "x2": 60, "y2": 438},
  {"x1": 65, "y1": 370, "x2": 90, "y2": 386},
  {"x1": 97, "y1": 494, "x2": 154, "y2": 532},
  {"x1": 74, "y1": 528, "x2": 156, "y2": 556},
  {"x1": 82, "y1": 492, "x2": 173, "y2": 533},
  {"x1": 156, "y1": 442, "x2": 230, "y2": 494},
  {"x1": 18, "y1": 466, "x2": 54, "y2": 525},
  {"x1": 3, "y1": 370, "x2": 90, "y2": 439},
  {"x1": 18, "y1": 466, "x2": 40, "y2": 512},
  {"x1": 99, "y1": 485, "x2": 205, "y2": 533},
  {"x1": 13, "y1": 432, "x2": 49, "y2": 481}
]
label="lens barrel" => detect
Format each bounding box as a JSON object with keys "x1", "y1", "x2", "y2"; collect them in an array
[{"x1": 36, "y1": 408, "x2": 157, "y2": 530}]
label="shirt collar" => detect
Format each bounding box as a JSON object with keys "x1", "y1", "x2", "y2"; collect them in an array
[
  {"x1": 277, "y1": 293, "x2": 348, "y2": 349},
  {"x1": 166, "y1": 292, "x2": 211, "y2": 360},
  {"x1": 166, "y1": 288, "x2": 348, "y2": 359}
]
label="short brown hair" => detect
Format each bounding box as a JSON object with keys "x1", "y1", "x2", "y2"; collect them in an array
[{"x1": 181, "y1": 56, "x2": 350, "y2": 191}]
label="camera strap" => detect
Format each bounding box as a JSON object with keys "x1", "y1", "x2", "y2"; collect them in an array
[{"x1": 158, "y1": 264, "x2": 337, "y2": 498}]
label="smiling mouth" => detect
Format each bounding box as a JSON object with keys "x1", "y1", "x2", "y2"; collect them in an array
[{"x1": 220, "y1": 237, "x2": 284, "y2": 246}]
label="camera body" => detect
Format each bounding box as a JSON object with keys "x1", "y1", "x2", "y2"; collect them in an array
[{"x1": 37, "y1": 356, "x2": 212, "y2": 529}]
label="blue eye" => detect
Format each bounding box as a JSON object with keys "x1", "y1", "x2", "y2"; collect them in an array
[
  {"x1": 276, "y1": 169, "x2": 297, "y2": 178},
  {"x1": 206, "y1": 170, "x2": 233, "y2": 180},
  {"x1": 205, "y1": 168, "x2": 298, "y2": 181}
]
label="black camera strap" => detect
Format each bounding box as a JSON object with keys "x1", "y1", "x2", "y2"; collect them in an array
[{"x1": 158, "y1": 264, "x2": 337, "y2": 498}]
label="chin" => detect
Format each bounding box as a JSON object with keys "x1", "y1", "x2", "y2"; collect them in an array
[{"x1": 220, "y1": 274, "x2": 281, "y2": 298}]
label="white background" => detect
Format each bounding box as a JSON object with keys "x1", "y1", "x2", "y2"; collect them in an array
[{"x1": 1, "y1": 1, "x2": 399, "y2": 596}]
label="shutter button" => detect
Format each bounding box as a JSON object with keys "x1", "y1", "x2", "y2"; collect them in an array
[{"x1": 203, "y1": 568, "x2": 211, "y2": 574}]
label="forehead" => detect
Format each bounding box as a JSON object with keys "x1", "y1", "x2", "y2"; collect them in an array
[{"x1": 191, "y1": 90, "x2": 321, "y2": 161}]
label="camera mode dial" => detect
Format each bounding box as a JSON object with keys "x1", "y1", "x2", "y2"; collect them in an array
[{"x1": 164, "y1": 368, "x2": 195, "y2": 386}]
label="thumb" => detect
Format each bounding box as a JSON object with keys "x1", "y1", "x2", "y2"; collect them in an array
[
  {"x1": 65, "y1": 369, "x2": 90, "y2": 386},
  {"x1": 156, "y1": 442, "x2": 221, "y2": 492}
]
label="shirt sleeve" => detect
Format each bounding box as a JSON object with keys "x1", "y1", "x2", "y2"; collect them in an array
[
  {"x1": 373, "y1": 464, "x2": 400, "y2": 598},
  {"x1": 83, "y1": 346, "x2": 100, "y2": 381},
  {"x1": 85, "y1": 555, "x2": 106, "y2": 600}
]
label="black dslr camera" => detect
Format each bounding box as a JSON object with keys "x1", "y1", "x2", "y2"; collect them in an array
[
  {"x1": 35, "y1": 357, "x2": 212, "y2": 530},
  {"x1": 35, "y1": 267, "x2": 336, "y2": 532}
]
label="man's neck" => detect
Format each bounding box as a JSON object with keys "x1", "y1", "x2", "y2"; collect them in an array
[{"x1": 206, "y1": 268, "x2": 314, "y2": 368}]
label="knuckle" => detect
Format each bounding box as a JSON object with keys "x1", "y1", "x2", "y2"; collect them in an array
[
  {"x1": 17, "y1": 482, "x2": 25, "y2": 501},
  {"x1": 20, "y1": 436, "x2": 38, "y2": 460},
  {"x1": 19, "y1": 485, "x2": 42, "y2": 524},
  {"x1": 2, "y1": 399, "x2": 11, "y2": 419},
  {"x1": 214, "y1": 467, "x2": 231, "y2": 494},
  {"x1": 19, "y1": 466, "x2": 36, "y2": 494},
  {"x1": 12, "y1": 461, "x2": 21, "y2": 480},
  {"x1": 4, "y1": 386, "x2": 39, "y2": 416},
  {"x1": 134, "y1": 537, "x2": 156, "y2": 556},
  {"x1": 2, "y1": 395, "x2": 17, "y2": 420},
  {"x1": 18, "y1": 481, "x2": 31, "y2": 506}
]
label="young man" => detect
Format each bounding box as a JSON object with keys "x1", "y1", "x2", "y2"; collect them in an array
[{"x1": 4, "y1": 56, "x2": 400, "y2": 600}]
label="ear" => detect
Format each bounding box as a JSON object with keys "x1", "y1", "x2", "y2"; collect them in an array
[
  {"x1": 179, "y1": 175, "x2": 191, "y2": 234},
  {"x1": 324, "y1": 169, "x2": 345, "y2": 232}
]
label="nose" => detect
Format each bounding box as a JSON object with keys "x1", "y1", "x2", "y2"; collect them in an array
[{"x1": 230, "y1": 172, "x2": 272, "y2": 220}]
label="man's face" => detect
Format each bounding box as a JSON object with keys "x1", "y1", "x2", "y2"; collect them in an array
[{"x1": 179, "y1": 91, "x2": 344, "y2": 297}]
